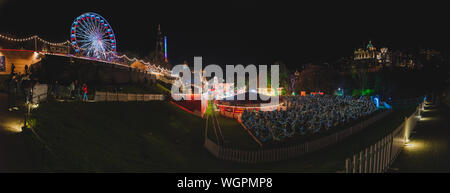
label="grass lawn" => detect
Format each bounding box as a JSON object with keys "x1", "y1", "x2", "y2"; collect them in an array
[
  {"x1": 216, "y1": 114, "x2": 260, "y2": 150},
  {"x1": 206, "y1": 109, "x2": 260, "y2": 150},
  {"x1": 26, "y1": 101, "x2": 417, "y2": 172},
  {"x1": 204, "y1": 101, "x2": 260, "y2": 150},
  {"x1": 28, "y1": 101, "x2": 208, "y2": 172}
]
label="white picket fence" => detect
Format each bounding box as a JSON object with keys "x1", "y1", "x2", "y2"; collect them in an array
[
  {"x1": 344, "y1": 103, "x2": 422, "y2": 173},
  {"x1": 94, "y1": 91, "x2": 164, "y2": 102}
]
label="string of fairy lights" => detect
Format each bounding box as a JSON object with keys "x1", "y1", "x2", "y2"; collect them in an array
[
  {"x1": 109, "y1": 51, "x2": 170, "y2": 73},
  {"x1": 0, "y1": 33, "x2": 171, "y2": 74},
  {"x1": 0, "y1": 34, "x2": 71, "y2": 46}
]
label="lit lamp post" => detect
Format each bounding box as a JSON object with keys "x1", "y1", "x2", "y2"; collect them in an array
[{"x1": 21, "y1": 101, "x2": 32, "y2": 134}]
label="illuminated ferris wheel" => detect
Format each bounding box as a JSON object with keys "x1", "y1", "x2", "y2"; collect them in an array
[{"x1": 70, "y1": 12, "x2": 117, "y2": 60}]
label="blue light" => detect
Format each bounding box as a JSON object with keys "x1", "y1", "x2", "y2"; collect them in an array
[
  {"x1": 164, "y1": 36, "x2": 168, "y2": 61},
  {"x1": 371, "y1": 95, "x2": 380, "y2": 108},
  {"x1": 383, "y1": 102, "x2": 392, "y2": 109}
]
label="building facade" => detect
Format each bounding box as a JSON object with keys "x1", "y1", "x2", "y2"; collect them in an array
[{"x1": 353, "y1": 41, "x2": 391, "y2": 69}]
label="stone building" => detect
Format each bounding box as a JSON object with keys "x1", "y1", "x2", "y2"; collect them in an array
[{"x1": 353, "y1": 41, "x2": 391, "y2": 70}]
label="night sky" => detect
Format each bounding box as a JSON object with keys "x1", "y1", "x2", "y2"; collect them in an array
[{"x1": 1, "y1": 0, "x2": 449, "y2": 68}]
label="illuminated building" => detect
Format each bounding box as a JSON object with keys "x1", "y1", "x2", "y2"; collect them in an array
[
  {"x1": 0, "y1": 50, "x2": 42, "y2": 75},
  {"x1": 354, "y1": 41, "x2": 378, "y2": 60},
  {"x1": 353, "y1": 41, "x2": 391, "y2": 70},
  {"x1": 390, "y1": 50, "x2": 418, "y2": 69}
]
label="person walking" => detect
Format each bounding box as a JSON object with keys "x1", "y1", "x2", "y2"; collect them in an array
[
  {"x1": 82, "y1": 83, "x2": 88, "y2": 102},
  {"x1": 69, "y1": 81, "x2": 75, "y2": 99},
  {"x1": 75, "y1": 80, "x2": 81, "y2": 101},
  {"x1": 54, "y1": 80, "x2": 60, "y2": 99},
  {"x1": 15, "y1": 73, "x2": 22, "y2": 96},
  {"x1": 22, "y1": 75, "x2": 33, "y2": 104},
  {"x1": 10, "y1": 63, "x2": 15, "y2": 75},
  {"x1": 7, "y1": 76, "x2": 18, "y2": 111},
  {"x1": 24, "y1": 64, "x2": 29, "y2": 76}
]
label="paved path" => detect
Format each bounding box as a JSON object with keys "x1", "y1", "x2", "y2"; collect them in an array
[
  {"x1": 0, "y1": 94, "x2": 37, "y2": 172},
  {"x1": 391, "y1": 102, "x2": 450, "y2": 172}
]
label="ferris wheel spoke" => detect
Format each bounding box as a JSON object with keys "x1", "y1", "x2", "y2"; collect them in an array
[
  {"x1": 99, "y1": 26, "x2": 107, "y2": 37},
  {"x1": 82, "y1": 19, "x2": 96, "y2": 32},
  {"x1": 75, "y1": 34, "x2": 92, "y2": 40},
  {"x1": 75, "y1": 28, "x2": 90, "y2": 36},
  {"x1": 80, "y1": 43, "x2": 93, "y2": 49},
  {"x1": 93, "y1": 20, "x2": 105, "y2": 36},
  {"x1": 76, "y1": 26, "x2": 93, "y2": 35},
  {"x1": 76, "y1": 29, "x2": 93, "y2": 39},
  {"x1": 79, "y1": 42, "x2": 92, "y2": 48},
  {"x1": 104, "y1": 43, "x2": 113, "y2": 49},
  {"x1": 78, "y1": 20, "x2": 93, "y2": 34},
  {"x1": 102, "y1": 33, "x2": 112, "y2": 39},
  {"x1": 79, "y1": 39, "x2": 93, "y2": 45},
  {"x1": 76, "y1": 39, "x2": 94, "y2": 43},
  {"x1": 82, "y1": 22, "x2": 97, "y2": 38}
]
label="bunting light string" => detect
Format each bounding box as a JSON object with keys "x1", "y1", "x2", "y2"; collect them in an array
[
  {"x1": 36, "y1": 36, "x2": 71, "y2": 46},
  {"x1": 104, "y1": 50, "x2": 172, "y2": 75},
  {"x1": 1, "y1": 34, "x2": 171, "y2": 73},
  {"x1": 0, "y1": 34, "x2": 37, "y2": 42},
  {"x1": 112, "y1": 52, "x2": 170, "y2": 71},
  {"x1": 0, "y1": 34, "x2": 70, "y2": 46}
]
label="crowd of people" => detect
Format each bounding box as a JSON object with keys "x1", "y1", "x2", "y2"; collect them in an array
[
  {"x1": 49, "y1": 80, "x2": 88, "y2": 102},
  {"x1": 3, "y1": 63, "x2": 90, "y2": 112},
  {"x1": 3, "y1": 64, "x2": 34, "y2": 112},
  {"x1": 241, "y1": 95, "x2": 377, "y2": 142}
]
